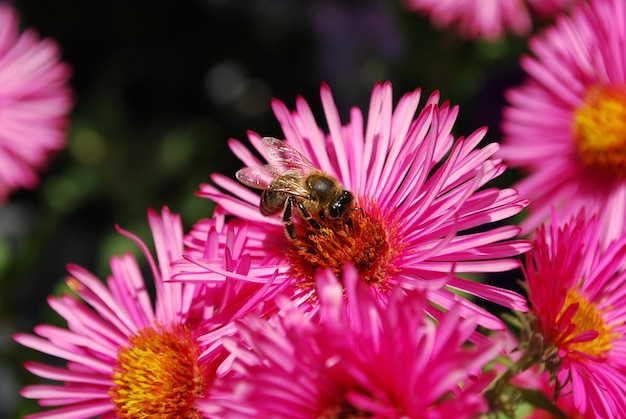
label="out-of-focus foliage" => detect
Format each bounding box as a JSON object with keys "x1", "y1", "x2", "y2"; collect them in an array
[{"x1": 0, "y1": 0, "x2": 545, "y2": 417}]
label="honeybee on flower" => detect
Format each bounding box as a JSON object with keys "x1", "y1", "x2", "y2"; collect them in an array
[{"x1": 236, "y1": 137, "x2": 355, "y2": 240}]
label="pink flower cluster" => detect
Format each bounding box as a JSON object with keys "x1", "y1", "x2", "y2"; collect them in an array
[
  {"x1": 13, "y1": 0, "x2": 626, "y2": 417},
  {"x1": 500, "y1": 0, "x2": 626, "y2": 416},
  {"x1": 16, "y1": 77, "x2": 534, "y2": 417}
]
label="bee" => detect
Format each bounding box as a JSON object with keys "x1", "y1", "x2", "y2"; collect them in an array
[{"x1": 236, "y1": 137, "x2": 355, "y2": 240}]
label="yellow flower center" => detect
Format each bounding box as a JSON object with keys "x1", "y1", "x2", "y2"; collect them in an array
[
  {"x1": 285, "y1": 200, "x2": 401, "y2": 293},
  {"x1": 573, "y1": 85, "x2": 626, "y2": 180},
  {"x1": 556, "y1": 289, "x2": 618, "y2": 359},
  {"x1": 109, "y1": 325, "x2": 207, "y2": 419}
]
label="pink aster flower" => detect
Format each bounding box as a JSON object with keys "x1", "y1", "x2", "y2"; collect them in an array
[
  {"x1": 14, "y1": 208, "x2": 237, "y2": 418},
  {"x1": 0, "y1": 5, "x2": 73, "y2": 203},
  {"x1": 499, "y1": 0, "x2": 626, "y2": 246},
  {"x1": 522, "y1": 210, "x2": 626, "y2": 418},
  {"x1": 189, "y1": 81, "x2": 530, "y2": 332},
  {"x1": 402, "y1": 0, "x2": 571, "y2": 41},
  {"x1": 171, "y1": 207, "x2": 291, "y2": 350},
  {"x1": 202, "y1": 266, "x2": 503, "y2": 418}
]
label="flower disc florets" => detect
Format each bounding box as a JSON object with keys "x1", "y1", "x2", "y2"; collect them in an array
[
  {"x1": 286, "y1": 199, "x2": 402, "y2": 293},
  {"x1": 110, "y1": 325, "x2": 208, "y2": 419}
]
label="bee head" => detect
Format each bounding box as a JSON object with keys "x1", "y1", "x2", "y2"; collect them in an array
[{"x1": 329, "y1": 190, "x2": 354, "y2": 219}]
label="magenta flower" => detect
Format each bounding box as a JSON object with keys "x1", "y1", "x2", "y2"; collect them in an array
[
  {"x1": 522, "y1": 210, "x2": 626, "y2": 418},
  {"x1": 187, "y1": 81, "x2": 530, "y2": 331},
  {"x1": 499, "y1": 0, "x2": 626, "y2": 246},
  {"x1": 202, "y1": 266, "x2": 503, "y2": 418},
  {"x1": 14, "y1": 208, "x2": 219, "y2": 418},
  {"x1": 402, "y1": 0, "x2": 571, "y2": 41},
  {"x1": 0, "y1": 5, "x2": 72, "y2": 203}
]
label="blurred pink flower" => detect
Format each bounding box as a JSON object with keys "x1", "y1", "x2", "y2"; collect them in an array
[
  {"x1": 402, "y1": 0, "x2": 571, "y2": 41},
  {"x1": 515, "y1": 368, "x2": 591, "y2": 419},
  {"x1": 13, "y1": 208, "x2": 261, "y2": 418},
  {"x1": 499, "y1": 0, "x2": 626, "y2": 246},
  {"x1": 201, "y1": 266, "x2": 502, "y2": 418},
  {"x1": 187, "y1": 81, "x2": 530, "y2": 331},
  {"x1": 523, "y1": 210, "x2": 626, "y2": 418},
  {"x1": 0, "y1": 6, "x2": 72, "y2": 203}
]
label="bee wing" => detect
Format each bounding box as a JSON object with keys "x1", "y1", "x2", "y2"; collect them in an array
[
  {"x1": 235, "y1": 166, "x2": 280, "y2": 190},
  {"x1": 266, "y1": 173, "x2": 311, "y2": 198},
  {"x1": 236, "y1": 138, "x2": 316, "y2": 196},
  {"x1": 262, "y1": 137, "x2": 319, "y2": 173},
  {"x1": 236, "y1": 165, "x2": 311, "y2": 198}
]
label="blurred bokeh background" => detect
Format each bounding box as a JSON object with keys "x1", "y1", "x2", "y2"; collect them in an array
[{"x1": 0, "y1": 0, "x2": 542, "y2": 417}]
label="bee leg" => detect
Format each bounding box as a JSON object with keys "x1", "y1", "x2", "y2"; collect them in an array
[
  {"x1": 283, "y1": 197, "x2": 297, "y2": 240},
  {"x1": 344, "y1": 207, "x2": 363, "y2": 231},
  {"x1": 294, "y1": 200, "x2": 322, "y2": 231}
]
